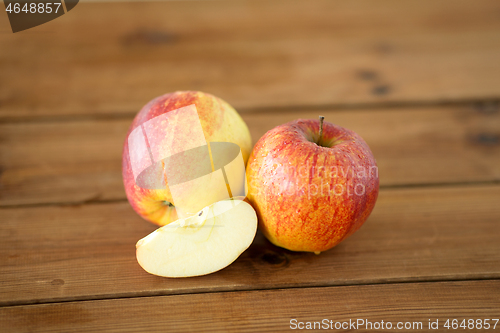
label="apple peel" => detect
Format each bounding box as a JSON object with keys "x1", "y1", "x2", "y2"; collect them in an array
[{"x1": 136, "y1": 199, "x2": 257, "y2": 278}]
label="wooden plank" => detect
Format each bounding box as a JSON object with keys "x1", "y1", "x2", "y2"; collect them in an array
[
  {"x1": 2, "y1": 0, "x2": 500, "y2": 119},
  {"x1": 1, "y1": 104, "x2": 499, "y2": 206},
  {"x1": 0, "y1": 118, "x2": 126, "y2": 206},
  {"x1": 0, "y1": 184, "x2": 499, "y2": 306},
  {"x1": 0, "y1": 280, "x2": 499, "y2": 332}
]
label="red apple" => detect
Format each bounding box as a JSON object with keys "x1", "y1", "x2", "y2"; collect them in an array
[
  {"x1": 246, "y1": 117, "x2": 379, "y2": 253},
  {"x1": 122, "y1": 91, "x2": 252, "y2": 226}
]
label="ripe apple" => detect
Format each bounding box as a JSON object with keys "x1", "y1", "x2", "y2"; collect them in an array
[
  {"x1": 246, "y1": 117, "x2": 379, "y2": 253},
  {"x1": 136, "y1": 199, "x2": 257, "y2": 277},
  {"x1": 122, "y1": 91, "x2": 252, "y2": 226}
]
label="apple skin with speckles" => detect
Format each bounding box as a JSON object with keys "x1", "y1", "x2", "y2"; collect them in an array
[
  {"x1": 122, "y1": 91, "x2": 252, "y2": 226},
  {"x1": 246, "y1": 119, "x2": 379, "y2": 253}
]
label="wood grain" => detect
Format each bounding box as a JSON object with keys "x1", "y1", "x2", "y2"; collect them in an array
[
  {"x1": 1, "y1": 0, "x2": 500, "y2": 119},
  {"x1": 1, "y1": 104, "x2": 499, "y2": 207},
  {"x1": 0, "y1": 280, "x2": 499, "y2": 332},
  {"x1": 0, "y1": 184, "x2": 499, "y2": 306}
]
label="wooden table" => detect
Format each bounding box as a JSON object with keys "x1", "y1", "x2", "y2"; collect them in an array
[{"x1": 1, "y1": 1, "x2": 499, "y2": 331}]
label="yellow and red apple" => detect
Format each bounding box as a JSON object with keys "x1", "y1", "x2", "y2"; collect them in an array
[
  {"x1": 246, "y1": 118, "x2": 379, "y2": 253},
  {"x1": 122, "y1": 91, "x2": 252, "y2": 226}
]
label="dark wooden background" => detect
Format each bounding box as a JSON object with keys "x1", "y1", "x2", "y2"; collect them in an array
[{"x1": 0, "y1": 0, "x2": 499, "y2": 331}]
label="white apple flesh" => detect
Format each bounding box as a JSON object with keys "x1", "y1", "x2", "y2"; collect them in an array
[{"x1": 136, "y1": 199, "x2": 257, "y2": 277}]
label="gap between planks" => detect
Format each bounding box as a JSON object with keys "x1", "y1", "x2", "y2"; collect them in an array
[
  {"x1": 0, "y1": 276, "x2": 499, "y2": 309},
  {"x1": 0, "y1": 180, "x2": 499, "y2": 210},
  {"x1": 0, "y1": 98, "x2": 498, "y2": 125}
]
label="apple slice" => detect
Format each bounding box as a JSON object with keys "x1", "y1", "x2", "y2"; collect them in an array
[{"x1": 136, "y1": 199, "x2": 257, "y2": 277}]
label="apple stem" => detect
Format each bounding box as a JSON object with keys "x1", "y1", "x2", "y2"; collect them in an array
[{"x1": 318, "y1": 116, "x2": 325, "y2": 145}]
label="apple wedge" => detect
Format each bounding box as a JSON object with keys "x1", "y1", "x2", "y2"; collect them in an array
[{"x1": 136, "y1": 199, "x2": 257, "y2": 277}]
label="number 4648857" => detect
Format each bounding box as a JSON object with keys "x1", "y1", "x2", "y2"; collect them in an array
[
  {"x1": 444, "y1": 319, "x2": 499, "y2": 330},
  {"x1": 5, "y1": 2, "x2": 62, "y2": 14}
]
